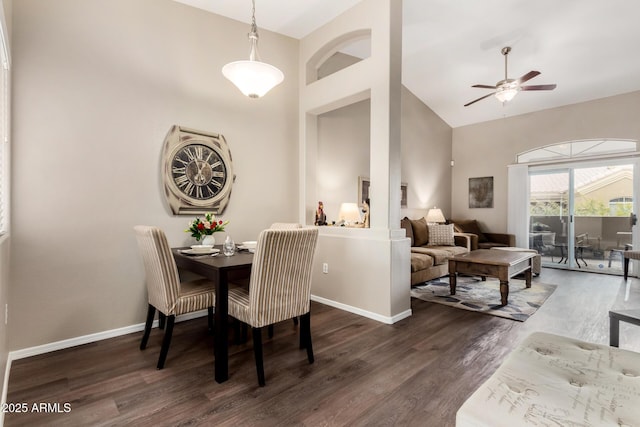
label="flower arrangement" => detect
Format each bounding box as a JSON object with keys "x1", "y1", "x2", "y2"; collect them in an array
[{"x1": 185, "y1": 212, "x2": 229, "y2": 241}]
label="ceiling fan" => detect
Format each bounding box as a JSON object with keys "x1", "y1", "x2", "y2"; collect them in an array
[{"x1": 464, "y1": 46, "x2": 557, "y2": 107}]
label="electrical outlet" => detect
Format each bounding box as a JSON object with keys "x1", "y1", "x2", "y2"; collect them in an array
[{"x1": 322, "y1": 263, "x2": 328, "y2": 274}]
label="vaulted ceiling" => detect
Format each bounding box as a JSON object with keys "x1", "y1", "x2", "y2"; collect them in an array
[{"x1": 175, "y1": 0, "x2": 640, "y2": 128}]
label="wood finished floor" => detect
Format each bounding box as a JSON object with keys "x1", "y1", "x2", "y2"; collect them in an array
[{"x1": 5, "y1": 268, "x2": 640, "y2": 426}]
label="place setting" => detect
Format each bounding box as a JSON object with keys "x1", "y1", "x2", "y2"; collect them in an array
[
  {"x1": 236, "y1": 241, "x2": 257, "y2": 253},
  {"x1": 179, "y1": 245, "x2": 221, "y2": 256}
]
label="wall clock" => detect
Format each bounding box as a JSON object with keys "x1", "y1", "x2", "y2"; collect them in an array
[{"x1": 162, "y1": 125, "x2": 234, "y2": 215}]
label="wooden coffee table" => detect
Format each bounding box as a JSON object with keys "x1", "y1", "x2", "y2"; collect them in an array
[{"x1": 448, "y1": 249, "x2": 535, "y2": 306}]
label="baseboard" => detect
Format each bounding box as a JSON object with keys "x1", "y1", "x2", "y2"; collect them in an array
[
  {"x1": 310, "y1": 295, "x2": 412, "y2": 324},
  {"x1": 5, "y1": 297, "x2": 411, "y2": 361},
  {"x1": 8, "y1": 309, "x2": 209, "y2": 361}
]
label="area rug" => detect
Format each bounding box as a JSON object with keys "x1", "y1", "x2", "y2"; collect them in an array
[{"x1": 410, "y1": 276, "x2": 557, "y2": 322}]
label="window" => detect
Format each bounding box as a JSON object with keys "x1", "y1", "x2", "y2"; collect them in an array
[
  {"x1": 609, "y1": 196, "x2": 633, "y2": 216},
  {"x1": 517, "y1": 139, "x2": 638, "y2": 164}
]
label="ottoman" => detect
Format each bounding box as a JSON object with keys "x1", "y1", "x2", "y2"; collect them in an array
[
  {"x1": 491, "y1": 246, "x2": 541, "y2": 275},
  {"x1": 456, "y1": 332, "x2": 640, "y2": 426}
]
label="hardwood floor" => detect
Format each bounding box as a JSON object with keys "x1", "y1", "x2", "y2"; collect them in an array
[{"x1": 5, "y1": 269, "x2": 640, "y2": 426}]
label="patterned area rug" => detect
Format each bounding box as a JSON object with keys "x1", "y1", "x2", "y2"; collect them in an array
[{"x1": 410, "y1": 276, "x2": 557, "y2": 322}]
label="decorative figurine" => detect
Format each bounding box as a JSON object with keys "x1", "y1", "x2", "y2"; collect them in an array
[
  {"x1": 362, "y1": 198, "x2": 370, "y2": 228},
  {"x1": 315, "y1": 201, "x2": 327, "y2": 226}
]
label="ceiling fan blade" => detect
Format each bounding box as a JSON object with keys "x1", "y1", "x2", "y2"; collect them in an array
[
  {"x1": 472, "y1": 84, "x2": 497, "y2": 89},
  {"x1": 516, "y1": 70, "x2": 541, "y2": 84},
  {"x1": 520, "y1": 84, "x2": 557, "y2": 91},
  {"x1": 464, "y1": 92, "x2": 496, "y2": 107}
]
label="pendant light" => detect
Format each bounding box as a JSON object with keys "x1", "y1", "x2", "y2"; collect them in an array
[{"x1": 221, "y1": 0, "x2": 284, "y2": 98}]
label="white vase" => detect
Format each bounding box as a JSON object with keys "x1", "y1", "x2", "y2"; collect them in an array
[{"x1": 201, "y1": 234, "x2": 216, "y2": 246}]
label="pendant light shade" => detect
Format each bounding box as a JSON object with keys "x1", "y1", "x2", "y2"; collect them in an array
[
  {"x1": 222, "y1": 0, "x2": 284, "y2": 98},
  {"x1": 222, "y1": 60, "x2": 284, "y2": 99}
]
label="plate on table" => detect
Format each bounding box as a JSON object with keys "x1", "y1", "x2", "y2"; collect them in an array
[
  {"x1": 180, "y1": 248, "x2": 220, "y2": 255},
  {"x1": 237, "y1": 245, "x2": 255, "y2": 253}
]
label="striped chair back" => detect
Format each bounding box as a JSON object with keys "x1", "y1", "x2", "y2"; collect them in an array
[
  {"x1": 134, "y1": 226, "x2": 181, "y2": 315},
  {"x1": 247, "y1": 228, "x2": 318, "y2": 327},
  {"x1": 270, "y1": 222, "x2": 302, "y2": 229}
]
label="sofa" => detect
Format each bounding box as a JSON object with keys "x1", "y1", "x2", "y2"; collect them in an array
[
  {"x1": 450, "y1": 219, "x2": 515, "y2": 250},
  {"x1": 402, "y1": 217, "x2": 471, "y2": 286}
]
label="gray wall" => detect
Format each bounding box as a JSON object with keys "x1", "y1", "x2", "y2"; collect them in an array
[
  {"x1": 452, "y1": 91, "x2": 640, "y2": 232},
  {"x1": 9, "y1": 0, "x2": 299, "y2": 350},
  {"x1": 315, "y1": 86, "x2": 452, "y2": 223}
]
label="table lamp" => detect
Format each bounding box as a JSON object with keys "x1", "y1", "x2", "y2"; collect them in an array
[
  {"x1": 426, "y1": 207, "x2": 445, "y2": 224},
  {"x1": 338, "y1": 203, "x2": 362, "y2": 227}
]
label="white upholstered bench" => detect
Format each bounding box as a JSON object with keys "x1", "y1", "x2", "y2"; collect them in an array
[{"x1": 456, "y1": 331, "x2": 640, "y2": 426}]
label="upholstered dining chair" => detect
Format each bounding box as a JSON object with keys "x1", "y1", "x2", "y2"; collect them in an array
[
  {"x1": 134, "y1": 225, "x2": 216, "y2": 369},
  {"x1": 228, "y1": 228, "x2": 318, "y2": 386},
  {"x1": 270, "y1": 222, "x2": 302, "y2": 328},
  {"x1": 269, "y1": 222, "x2": 302, "y2": 229}
]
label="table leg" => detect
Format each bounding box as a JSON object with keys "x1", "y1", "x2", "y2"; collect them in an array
[
  {"x1": 449, "y1": 271, "x2": 457, "y2": 295},
  {"x1": 500, "y1": 280, "x2": 509, "y2": 306},
  {"x1": 525, "y1": 264, "x2": 532, "y2": 289},
  {"x1": 215, "y1": 271, "x2": 229, "y2": 383},
  {"x1": 610, "y1": 314, "x2": 620, "y2": 347}
]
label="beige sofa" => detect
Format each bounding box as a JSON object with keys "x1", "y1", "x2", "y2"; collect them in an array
[{"x1": 402, "y1": 218, "x2": 470, "y2": 286}]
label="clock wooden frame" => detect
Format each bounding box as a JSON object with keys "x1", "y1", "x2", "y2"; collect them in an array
[{"x1": 162, "y1": 125, "x2": 234, "y2": 215}]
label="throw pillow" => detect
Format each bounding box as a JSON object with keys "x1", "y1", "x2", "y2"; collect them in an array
[
  {"x1": 453, "y1": 219, "x2": 489, "y2": 243},
  {"x1": 409, "y1": 217, "x2": 429, "y2": 247},
  {"x1": 428, "y1": 223, "x2": 455, "y2": 246},
  {"x1": 401, "y1": 217, "x2": 415, "y2": 246}
]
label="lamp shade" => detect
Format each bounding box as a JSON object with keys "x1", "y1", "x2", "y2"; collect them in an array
[
  {"x1": 338, "y1": 203, "x2": 361, "y2": 224},
  {"x1": 425, "y1": 208, "x2": 445, "y2": 224},
  {"x1": 222, "y1": 60, "x2": 284, "y2": 98}
]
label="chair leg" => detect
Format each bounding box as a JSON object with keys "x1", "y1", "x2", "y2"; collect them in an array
[
  {"x1": 293, "y1": 317, "x2": 299, "y2": 326},
  {"x1": 252, "y1": 327, "x2": 265, "y2": 387},
  {"x1": 207, "y1": 307, "x2": 214, "y2": 334},
  {"x1": 300, "y1": 312, "x2": 314, "y2": 364},
  {"x1": 158, "y1": 312, "x2": 166, "y2": 330},
  {"x1": 268, "y1": 324, "x2": 274, "y2": 339},
  {"x1": 140, "y1": 304, "x2": 156, "y2": 350},
  {"x1": 157, "y1": 315, "x2": 176, "y2": 369},
  {"x1": 624, "y1": 257, "x2": 630, "y2": 280}
]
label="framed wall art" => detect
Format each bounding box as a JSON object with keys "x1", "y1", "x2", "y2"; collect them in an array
[
  {"x1": 469, "y1": 176, "x2": 494, "y2": 208},
  {"x1": 358, "y1": 176, "x2": 370, "y2": 207},
  {"x1": 358, "y1": 176, "x2": 408, "y2": 208}
]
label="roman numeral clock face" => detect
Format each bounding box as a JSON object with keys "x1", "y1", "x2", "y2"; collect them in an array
[
  {"x1": 171, "y1": 144, "x2": 226, "y2": 200},
  {"x1": 162, "y1": 126, "x2": 234, "y2": 215}
]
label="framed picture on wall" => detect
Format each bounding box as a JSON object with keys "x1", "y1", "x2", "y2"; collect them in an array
[
  {"x1": 358, "y1": 176, "x2": 370, "y2": 207},
  {"x1": 401, "y1": 183, "x2": 408, "y2": 208},
  {"x1": 358, "y1": 176, "x2": 408, "y2": 208},
  {"x1": 469, "y1": 176, "x2": 494, "y2": 208}
]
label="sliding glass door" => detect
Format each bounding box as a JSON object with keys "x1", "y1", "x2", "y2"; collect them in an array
[
  {"x1": 530, "y1": 169, "x2": 573, "y2": 268},
  {"x1": 529, "y1": 160, "x2": 636, "y2": 274}
]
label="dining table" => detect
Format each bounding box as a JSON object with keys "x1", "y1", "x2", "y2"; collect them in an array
[{"x1": 172, "y1": 246, "x2": 254, "y2": 383}]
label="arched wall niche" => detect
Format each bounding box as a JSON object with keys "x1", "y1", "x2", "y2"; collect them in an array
[{"x1": 305, "y1": 29, "x2": 372, "y2": 85}]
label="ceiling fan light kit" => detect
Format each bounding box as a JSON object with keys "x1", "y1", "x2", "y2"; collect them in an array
[
  {"x1": 464, "y1": 46, "x2": 556, "y2": 107},
  {"x1": 494, "y1": 81, "x2": 519, "y2": 103}
]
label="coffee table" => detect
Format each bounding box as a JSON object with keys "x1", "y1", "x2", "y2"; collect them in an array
[{"x1": 448, "y1": 249, "x2": 535, "y2": 306}]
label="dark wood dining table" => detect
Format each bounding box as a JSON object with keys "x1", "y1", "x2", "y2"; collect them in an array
[{"x1": 172, "y1": 247, "x2": 254, "y2": 383}]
